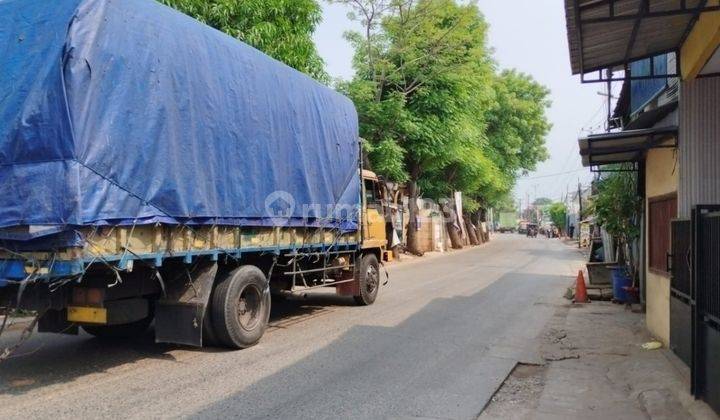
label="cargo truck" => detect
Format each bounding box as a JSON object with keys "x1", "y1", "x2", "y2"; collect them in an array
[
  {"x1": 0, "y1": 0, "x2": 387, "y2": 349},
  {"x1": 497, "y1": 212, "x2": 517, "y2": 233}
]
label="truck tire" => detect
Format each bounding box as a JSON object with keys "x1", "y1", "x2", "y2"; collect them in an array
[
  {"x1": 353, "y1": 253, "x2": 380, "y2": 306},
  {"x1": 211, "y1": 265, "x2": 271, "y2": 349},
  {"x1": 82, "y1": 315, "x2": 153, "y2": 339}
]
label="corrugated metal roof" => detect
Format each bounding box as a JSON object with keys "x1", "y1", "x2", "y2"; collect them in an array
[
  {"x1": 565, "y1": 0, "x2": 706, "y2": 75},
  {"x1": 578, "y1": 126, "x2": 677, "y2": 166}
]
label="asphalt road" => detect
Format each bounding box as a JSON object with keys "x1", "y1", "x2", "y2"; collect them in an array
[{"x1": 0, "y1": 234, "x2": 584, "y2": 419}]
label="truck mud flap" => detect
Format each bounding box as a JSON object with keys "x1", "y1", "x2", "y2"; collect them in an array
[
  {"x1": 38, "y1": 309, "x2": 78, "y2": 335},
  {"x1": 155, "y1": 261, "x2": 217, "y2": 347}
]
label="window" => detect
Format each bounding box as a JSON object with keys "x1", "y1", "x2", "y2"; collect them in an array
[
  {"x1": 364, "y1": 179, "x2": 381, "y2": 207},
  {"x1": 648, "y1": 194, "x2": 677, "y2": 274}
]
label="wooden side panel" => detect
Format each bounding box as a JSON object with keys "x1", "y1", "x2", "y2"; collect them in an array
[{"x1": 0, "y1": 225, "x2": 360, "y2": 263}]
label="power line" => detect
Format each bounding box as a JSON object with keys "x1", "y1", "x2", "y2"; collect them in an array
[{"x1": 520, "y1": 168, "x2": 586, "y2": 180}]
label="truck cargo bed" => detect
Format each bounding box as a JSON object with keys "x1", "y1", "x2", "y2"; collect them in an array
[{"x1": 0, "y1": 225, "x2": 359, "y2": 286}]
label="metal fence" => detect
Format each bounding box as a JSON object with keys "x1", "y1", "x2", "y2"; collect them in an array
[
  {"x1": 696, "y1": 210, "x2": 720, "y2": 323},
  {"x1": 671, "y1": 220, "x2": 692, "y2": 299},
  {"x1": 692, "y1": 206, "x2": 720, "y2": 412},
  {"x1": 670, "y1": 219, "x2": 692, "y2": 366}
]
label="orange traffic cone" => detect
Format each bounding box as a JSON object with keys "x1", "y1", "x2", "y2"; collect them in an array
[{"x1": 574, "y1": 270, "x2": 590, "y2": 303}]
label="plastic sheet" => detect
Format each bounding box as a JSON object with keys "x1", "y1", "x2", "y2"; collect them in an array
[{"x1": 0, "y1": 0, "x2": 360, "y2": 245}]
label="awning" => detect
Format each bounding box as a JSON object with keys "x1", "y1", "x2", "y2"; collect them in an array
[
  {"x1": 578, "y1": 126, "x2": 678, "y2": 167},
  {"x1": 565, "y1": 0, "x2": 720, "y2": 76},
  {"x1": 625, "y1": 101, "x2": 678, "y2": 129}
]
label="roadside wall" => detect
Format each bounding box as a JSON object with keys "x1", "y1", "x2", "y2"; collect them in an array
[
  {"x1": 645, "y1": 145, "x2": 679, "y2": 345},
  {"x1": 416, "y1": 199, "x2": 445, "y2": 254}
]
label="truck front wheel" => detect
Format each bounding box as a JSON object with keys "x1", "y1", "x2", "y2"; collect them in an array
[
  {"x1": 211, "y1": 265, "x2": 271, "y2": 349},
  {"x1": 353, "y1": 254, "x2": 380, "y2": 306}
]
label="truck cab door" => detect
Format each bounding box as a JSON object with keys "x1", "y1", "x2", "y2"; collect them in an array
[{"x1": 362, "y1": 178, "x2": 387, "y2": 249}]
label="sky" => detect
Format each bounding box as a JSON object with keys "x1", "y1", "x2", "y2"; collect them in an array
[{"x1": 314, "y1": 0, "x2": 606, "y2": 208}]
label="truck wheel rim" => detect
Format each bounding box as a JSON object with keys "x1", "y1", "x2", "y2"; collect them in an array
[
  {"x1": 237, "y1": 284, "x2": 262, "y2": 331},
  {"x1": 366, "y1": 265, "x2": 378, "y2": 295}
]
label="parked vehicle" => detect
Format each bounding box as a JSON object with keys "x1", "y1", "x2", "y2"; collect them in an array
[
  {"x1": 544, "y1": 224, "x2": 559, "y2": 238},
  {"x1": 518, "y1": 221, "x2": 529, "y2": 234},
  {"x1": 0, "y1": 0, "x2": 387, "y2": 349},
  {"x1": 497, "y1": 212, "x2": 517, "y2": 233},
  {"x1": 526, "y1": 224, "x2": 539, "y2": 238}
]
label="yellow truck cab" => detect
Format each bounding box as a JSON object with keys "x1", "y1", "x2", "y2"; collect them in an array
[
  {"x1": 361, "y1": 170, "x2": 388, "y2": 253},
  {"x1": 328, "y1": 170, "x2": 387, "y2": 307}
]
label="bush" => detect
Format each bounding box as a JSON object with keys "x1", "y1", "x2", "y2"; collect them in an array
[{"x1": 593, "y1": 168, "x2": 641, "y2": 264}]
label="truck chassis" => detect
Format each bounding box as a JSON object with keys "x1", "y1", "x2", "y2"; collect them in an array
[{"x1": 0, "y1": 223, "x2": 383, "y2": 349}]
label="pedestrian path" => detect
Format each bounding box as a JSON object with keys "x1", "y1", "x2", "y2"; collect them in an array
[{"x1": 482, "y1": 294, "x2": 718, "y2": 419}]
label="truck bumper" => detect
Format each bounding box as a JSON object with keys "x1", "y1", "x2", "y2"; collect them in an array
[{"x1": 67, "y1": 306, "x2": 108, "y2": 324}]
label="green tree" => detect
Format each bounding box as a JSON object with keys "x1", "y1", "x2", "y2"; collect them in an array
[
  {"x1": 337, "y1": 0, "x2": 550, "y2": 252},
  {"x1": 450, "y1": 71, "x2": 551, "y2": 218},
  {"x1": 493, "y1": 193, "x2": 518, "y2": 213},
  {"x1": 548, "y1": 202, "x2": 567, "y2": 232},
  {"x1": 159, "y1": 0, "x2": 328, "y2": 81},
  {"x1": 534, "y1": 197, "x2": 553, "y2": 206},
  {"x1": 337, "y1": 0, "x2": 499, "y2": 253},
  {"x1": 486, "y1": 71, "x2": 551, "y2": 180},
  {"x1": 593, "y1": 169, "x2": 641, "y2": 269}
]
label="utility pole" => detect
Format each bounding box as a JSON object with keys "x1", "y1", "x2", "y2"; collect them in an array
[
  {"x1": 578, "y1": 181, "x2": 583, "y2": 220},
  {"x1": 566, "y1": 184, "x2": 570, "y2": 237},
  {"x1": 525, "y1": 191, "x2": 529, "y2": 220},
  {"x1": 577, "y1": 181, "x2": 583, "y2": 247},
  {"x1": 606, "y1": 76, "x2": 612, "y2": 131},
  {"x1": 566, "y1": 184, "x2": 569, "y2": 206},
  {"x1": 597, "y1": 69, "x2": 617, "y2": 132}
]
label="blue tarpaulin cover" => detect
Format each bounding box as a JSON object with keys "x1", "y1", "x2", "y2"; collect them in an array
[{"x1": 0, "y1": 0, "x2": 360, "y2": 246}]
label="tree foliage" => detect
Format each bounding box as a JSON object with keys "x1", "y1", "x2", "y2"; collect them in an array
[
  {"x1": 592, "y1": 167, "x2": 641, "y2": 278},
  {"x1": 339, "y1": 0, "x2": 495, "y2": 178},
  {"x1": 336, "y1": 0, "x2": 550, "y2": 252},
  {"x1": 548, "y1": 202, "x2": 567, "y2": 231},
  {"x1": 486, "y1": 70, "x2": 551, "y2": 178},
  {"x1": 492, "y1": 193, "x2": 518, "y2": 212},
  {"x1": 159, "y1": 0, "x2": 328, "y2": 81},
  {"x1": 593, "y1": 170, "x2": 641, "y2": 248},
  {"x1": 337, "y1": 0, "x2": 550, "y2": 211}
]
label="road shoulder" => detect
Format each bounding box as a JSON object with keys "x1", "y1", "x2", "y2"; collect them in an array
[{"x1": 481, "y1": 301, "x2": 718, "y2": 419}]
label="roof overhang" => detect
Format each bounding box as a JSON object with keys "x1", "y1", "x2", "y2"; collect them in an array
[
  {"x1": 626, "y1": 101, "x2": 678, "y2": 129},
  {"x1": 578, "y1": 126, "x2": 678, "y2": 167},
  {"x1": 565, "y1": 0, "x2": 720, "y2": 80}
]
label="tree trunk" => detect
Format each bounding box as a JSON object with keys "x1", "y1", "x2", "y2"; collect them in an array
[
  {"x1": 441, "y1": 203, "x2": 463, "y2": 249},
  {"x1": 479, "y1": 209, "x2": 490, "y2": 243},
  {"x1": 475, "y1": 224, "x2": 484, "y2": 244},
  {"x1": 405, "y1": 179, "x2": 424, "y2": 256},
  {"x1": 465, "y1": 216, "x2": 479, "y2": 246},
  {"x1": 472, "y1": 210, "x2": 483, "y2": 243}
]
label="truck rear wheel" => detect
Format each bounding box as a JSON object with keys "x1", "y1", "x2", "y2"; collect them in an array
[
  {"x1": 211, "y1": 265, "x2": 271, "y2": 349},
  {"x1": 353, "y1": 254, "x2": 380, "y2": 306}
]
